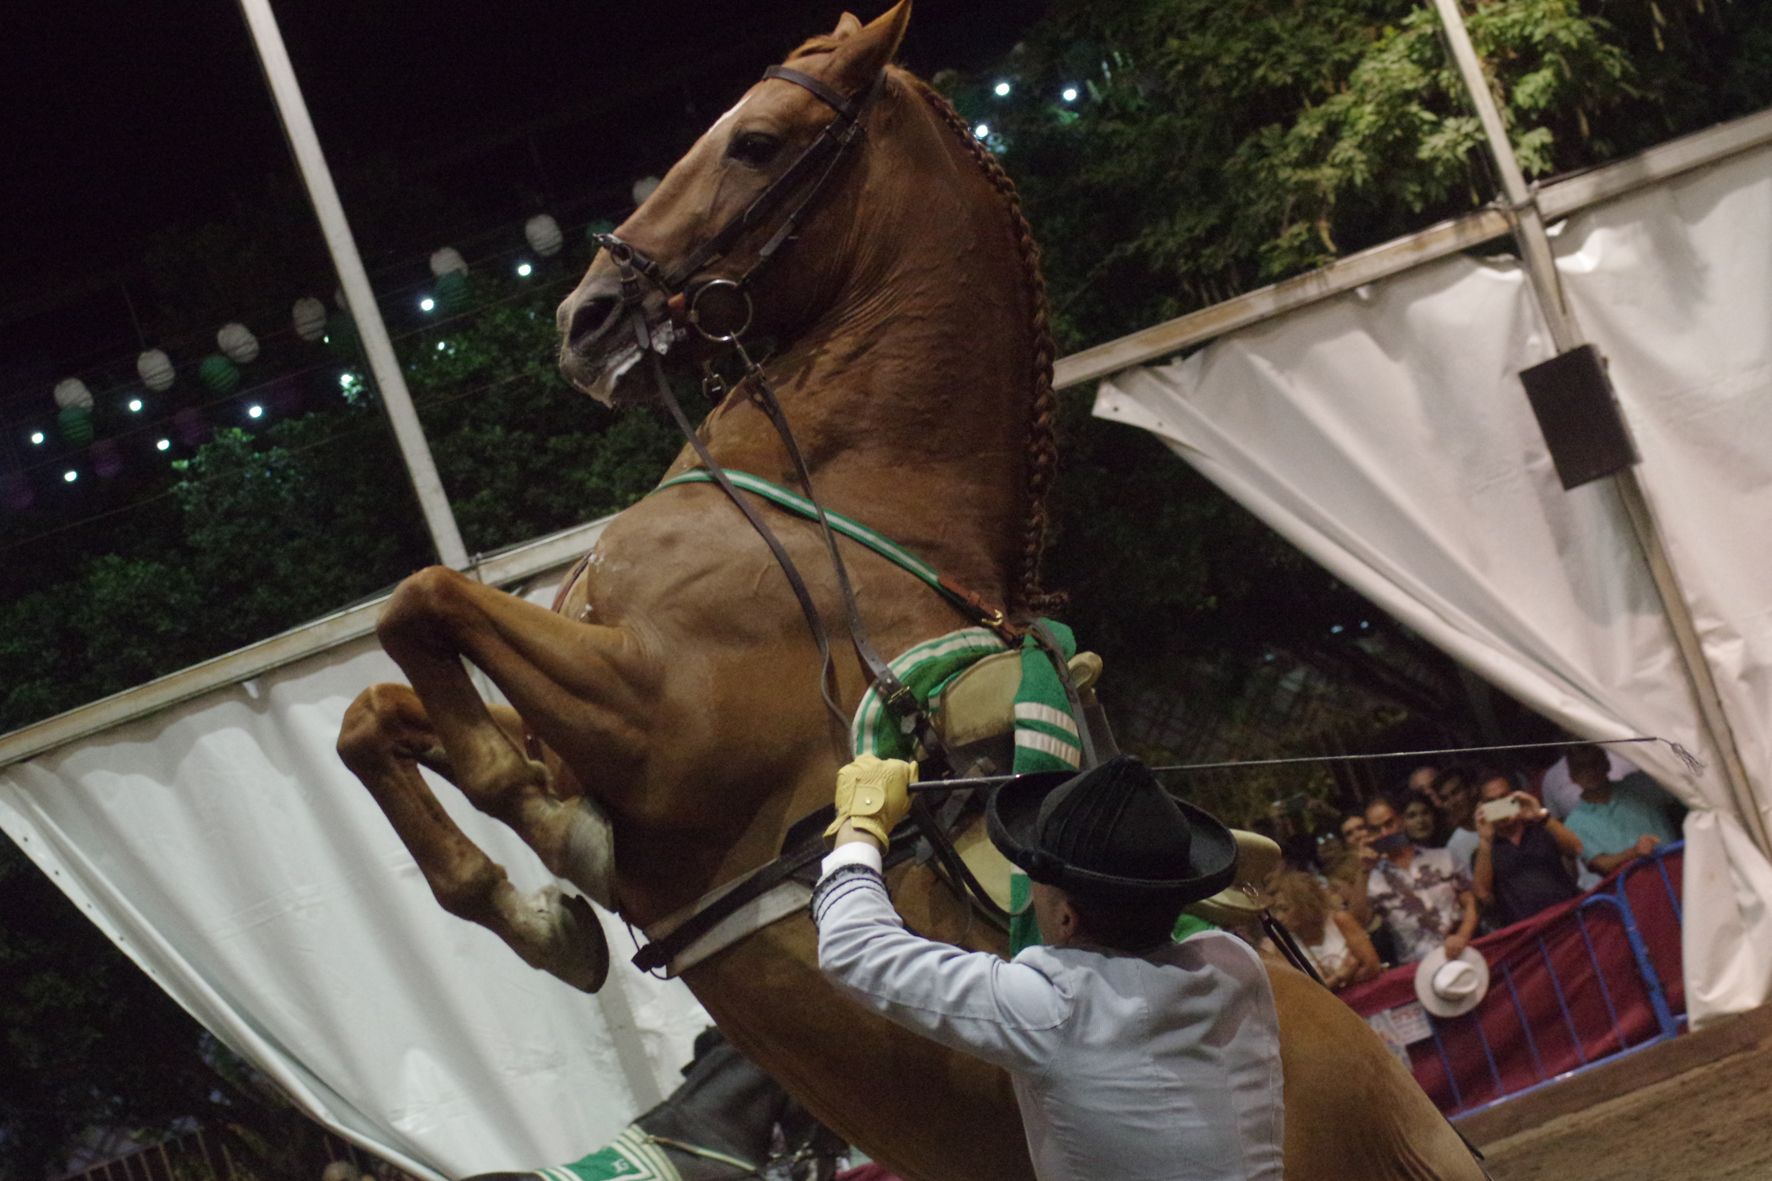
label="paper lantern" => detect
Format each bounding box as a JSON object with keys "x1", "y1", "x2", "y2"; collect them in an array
[
  {"x1": 217, "y1": 322, "x2": 260, "y2": 364},
  {"x1": 91, "y1": 439, "x2": 123, "y2": 479},
  {"x1": 292, "y1": 297, "x2": 327, "y2": 342},
  {"x1": 199, "y1": 354, "x2": 240, "y2": 394},
  {"x1": 57, "y1": 404, "x2": 93, "y2": 446},
  {"x1": 173, "y1": 407, "x2": 211, "y2": 446},
  {"x1": 434, "y1": 270, "x2": 470, "y2": 313},
  {"x1": 429, "y1": 247, "x2": 469, "y2": 277},
  {"x1": 53, "y1": 378, "x2": 94, "y2": 411},
  {"x1": 137, "y1": 348, "x2": 176, "y2": 391},
  {"x1": 631, "y1": 175, "x2": 661, "y2": 205},
  {"x1": 524, "y1": 214, "x2": 563, "y2": 258},
  {"x1": 1, "y1": 472, "x2": 31, "y2": 511}
]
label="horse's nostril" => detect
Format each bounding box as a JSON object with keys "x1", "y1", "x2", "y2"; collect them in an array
[{"x1": 566, "y1": 295, "x2": 620, "y2": 354}]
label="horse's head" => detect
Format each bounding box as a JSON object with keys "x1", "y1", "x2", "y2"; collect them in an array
[{"x1": 557, "y1": 2, "x2": 912, "y2": 406}]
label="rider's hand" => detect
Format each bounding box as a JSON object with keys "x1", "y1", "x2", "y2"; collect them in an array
[{"x1": 825, "y1": 756, "x2": 916, "y2": 850}]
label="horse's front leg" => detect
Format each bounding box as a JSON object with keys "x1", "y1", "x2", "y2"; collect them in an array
[
  {"x1": 337, "y1": 684, "x2": 610, "y2": 990},
  {"x1": 369, "y1": 560, "x2": 658, "y2": 864}
]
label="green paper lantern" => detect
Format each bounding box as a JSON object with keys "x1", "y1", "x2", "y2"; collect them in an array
[
  {"x1": 434, "y1": 270, "x2": 470, "y2": 314},
  {"x1": 57, "y1": 404, "x2": 93, "y2": 446},
  {"x1": 199, "y1": 354, "x2": 241, "y2": 394}
]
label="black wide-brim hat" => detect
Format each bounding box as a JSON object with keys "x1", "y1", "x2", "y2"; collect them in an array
[{"x1": 985, "y1": 756, "x2": 1238, "y2": 906}]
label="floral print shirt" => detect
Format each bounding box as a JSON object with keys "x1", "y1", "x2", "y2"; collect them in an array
[{"x1": 1366, "y1": 847, "x2": 1471, "y2": 964}]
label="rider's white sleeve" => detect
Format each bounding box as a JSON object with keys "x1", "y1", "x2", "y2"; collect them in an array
[{"x1": 811, "y1": 863, "x2": 1068, "y2": 1076}]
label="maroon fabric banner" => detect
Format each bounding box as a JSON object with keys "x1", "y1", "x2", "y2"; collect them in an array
[{"x1": 1342, "y1": 846, "x2": 1684, "y2": 1113}]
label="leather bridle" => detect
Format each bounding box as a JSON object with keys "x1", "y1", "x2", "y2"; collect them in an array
[{"x1": 594, "y1": 65, "x2": 881, "y2": 355}]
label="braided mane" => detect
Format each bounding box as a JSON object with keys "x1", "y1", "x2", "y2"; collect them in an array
[{"x1": 904, "y1": 75, "x2": 1063, "y2": 617}]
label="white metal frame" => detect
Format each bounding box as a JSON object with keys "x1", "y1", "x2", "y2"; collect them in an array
[{"x1": 239, "y1": 0, "x2": 469, "y2": 569}]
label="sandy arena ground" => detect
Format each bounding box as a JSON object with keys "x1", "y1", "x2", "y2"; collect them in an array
[{"x1": 1479, "y1": 1043, "x2": 1772, "y2": 1181}]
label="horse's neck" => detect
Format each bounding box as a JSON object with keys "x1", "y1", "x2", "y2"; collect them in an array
[{"x1": 692, "y1": 105, "x2": 1037, "y2": 609}]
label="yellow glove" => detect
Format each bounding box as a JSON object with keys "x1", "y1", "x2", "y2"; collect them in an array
[{"x1": 825, "y1": 756, "x2": 917, "y2": 848}]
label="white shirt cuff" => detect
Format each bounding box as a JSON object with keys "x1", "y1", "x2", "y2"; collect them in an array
[{"x1": 821, "y1": 841, "x2": 884, "y2": 879}]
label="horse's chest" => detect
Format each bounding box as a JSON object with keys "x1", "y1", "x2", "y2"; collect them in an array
[{"x1": 554, "y1": 491, "x2": 871, "y2": 642}]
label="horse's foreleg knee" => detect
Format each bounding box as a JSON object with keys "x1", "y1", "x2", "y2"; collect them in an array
[{"x1": 335, "y1": 682, "x2": 608, "y2": 992}]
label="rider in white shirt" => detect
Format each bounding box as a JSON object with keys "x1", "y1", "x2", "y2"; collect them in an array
[{"x1": 812, "y1": 754, "x2": 1285, "y2": 1181}]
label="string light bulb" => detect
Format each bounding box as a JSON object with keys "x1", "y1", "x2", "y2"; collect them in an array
[
  {"x1": 1062, "y1": 86, "x2": 1080, "y2": 103},
  {"x1": 127, "y1": 397, "x2": 144, "y2": 413},
  {"x1": 157, "y1": 438, "x2": 171, "y2": 452},
  {"x1": 993, "y1": 81, "x2": 1011, "y2": 97},
  {"x1": 420, "y1": 297, "x2": 436, "y2": 313},
  {"x1": 247, "y1": 404, "x2": 265, "y2": 420},
  {"x1": 29, "y1": 431, "x2": 45, "y2": 445},
  {"x1": 516, "y1": 262, "x2": 533, "y2": 277},
  {"x1": 63, "y1": 470, "x2": 78, "y2": 483},
  {"x1": 973, "y1": 122, "x2": 991, "y2": 139}
]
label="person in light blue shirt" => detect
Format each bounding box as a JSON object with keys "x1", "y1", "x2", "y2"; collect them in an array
[{"x1": 1562, "y1": 744, "x2": 1683, "y2": 877}]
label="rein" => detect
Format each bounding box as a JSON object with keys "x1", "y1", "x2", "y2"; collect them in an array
[
  {"x1": 595, "y1": 62, "x2": 1087, "y2": 976},
  {"x1": 597, "y1": 63, "x2": 1001, "y2": 754}
]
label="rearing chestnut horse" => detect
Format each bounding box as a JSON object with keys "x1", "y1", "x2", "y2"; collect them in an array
[{"x1": 337, "y1": 5, "x2": 1482, "y2": 1179}]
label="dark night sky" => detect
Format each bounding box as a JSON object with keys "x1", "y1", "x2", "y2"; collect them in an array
[{"x1": 0, "y1": 1, "x2": 1046, "y2": 386}]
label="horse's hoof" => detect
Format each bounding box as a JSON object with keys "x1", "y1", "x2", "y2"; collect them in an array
[{"x1": 548, "y1": 887, "x2": 610, "y2": 993}]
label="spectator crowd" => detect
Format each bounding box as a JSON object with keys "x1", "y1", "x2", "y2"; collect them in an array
[{"x1": 1257, "y1": 742, "x2": 1685, "y2": 990}]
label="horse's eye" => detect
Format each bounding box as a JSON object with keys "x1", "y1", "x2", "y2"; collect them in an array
[{"x1": 728, "y1": 131, "x2": 783, "y2": 167}]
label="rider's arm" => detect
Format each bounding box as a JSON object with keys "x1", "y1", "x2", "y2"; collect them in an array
[{"x1": 813, "y1": 846, "x2": 1068, "y2": 1076}]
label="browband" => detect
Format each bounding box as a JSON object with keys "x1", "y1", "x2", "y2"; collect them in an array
[{"x1": 763, "y1": 65, "x2": 866, "y2": 122}]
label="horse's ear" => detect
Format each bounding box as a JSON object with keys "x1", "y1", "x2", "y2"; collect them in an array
[
  {"x1": 831, "y1": 1, "x2": 911, "y2": 92},
  {"x1": 833, "y1": 12, "x2": 864, "y2": 37}
]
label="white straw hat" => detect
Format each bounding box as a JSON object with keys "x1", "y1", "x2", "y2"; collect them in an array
[{"x1": 1413, "y1": 946, "x2": 1491, "y2": 1017}]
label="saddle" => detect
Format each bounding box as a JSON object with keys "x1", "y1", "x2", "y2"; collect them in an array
[{"x1": 935, "y1": 652, "x2": 1280, "y2": 928}]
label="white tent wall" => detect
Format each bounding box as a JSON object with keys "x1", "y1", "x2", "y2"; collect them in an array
[
  {"x1": 0, "y1": 560, "x2": 711, "y2": 1179},
  {"x1": 1094, "y1": 139, "x2": 1772, "y2": 1023}
]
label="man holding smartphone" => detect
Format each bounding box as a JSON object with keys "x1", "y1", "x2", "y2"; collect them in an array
[{"x1": 1471, "y1": 771, "x2": 1583, "y2": 927}]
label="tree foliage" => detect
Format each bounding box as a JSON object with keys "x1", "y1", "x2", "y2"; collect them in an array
[
  {"x1": 945, "y1": 0, "x2": 1772, "y2": 350},
  {"x1": 0, "y1": 264, "x2": 678, "y2": 735}
]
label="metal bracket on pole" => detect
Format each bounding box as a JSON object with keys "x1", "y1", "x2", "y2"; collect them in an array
[
  {"x1": 1429, "y1": 0, "x2": 1770, "y2": 855},
  {"x1": 237, "y1": 0, "x2": 472, "y2": 573}
]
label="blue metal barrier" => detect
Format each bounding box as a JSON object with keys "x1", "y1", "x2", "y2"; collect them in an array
[{"x1": 1433, "y1": 841, "x2": 1685, "y2": 1118}]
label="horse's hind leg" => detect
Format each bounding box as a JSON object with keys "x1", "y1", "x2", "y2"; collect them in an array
[{"x1": 337, "y1": 682, "x2": 608, "y2": 991}]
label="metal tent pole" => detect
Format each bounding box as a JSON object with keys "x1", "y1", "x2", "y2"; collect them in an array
[
  {"x1": 236, "y1": 0, "x2": 471, "y2": 571},
  {"x1": 1430, "y1": 0, "x2": 1770, "y2": 856}
]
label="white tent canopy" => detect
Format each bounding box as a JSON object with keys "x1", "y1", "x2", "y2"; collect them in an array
[
  {"x1": 0, "y1": 565, "x2": 711, "y2": 1180},
  {"x1": 1095, "y1": 138, "x2": 1772, "y2": 1022}
]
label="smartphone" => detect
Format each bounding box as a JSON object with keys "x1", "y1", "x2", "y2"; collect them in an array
[{"x1": 1478, "y1": 797, "x2": 1522, "y2": 824}]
